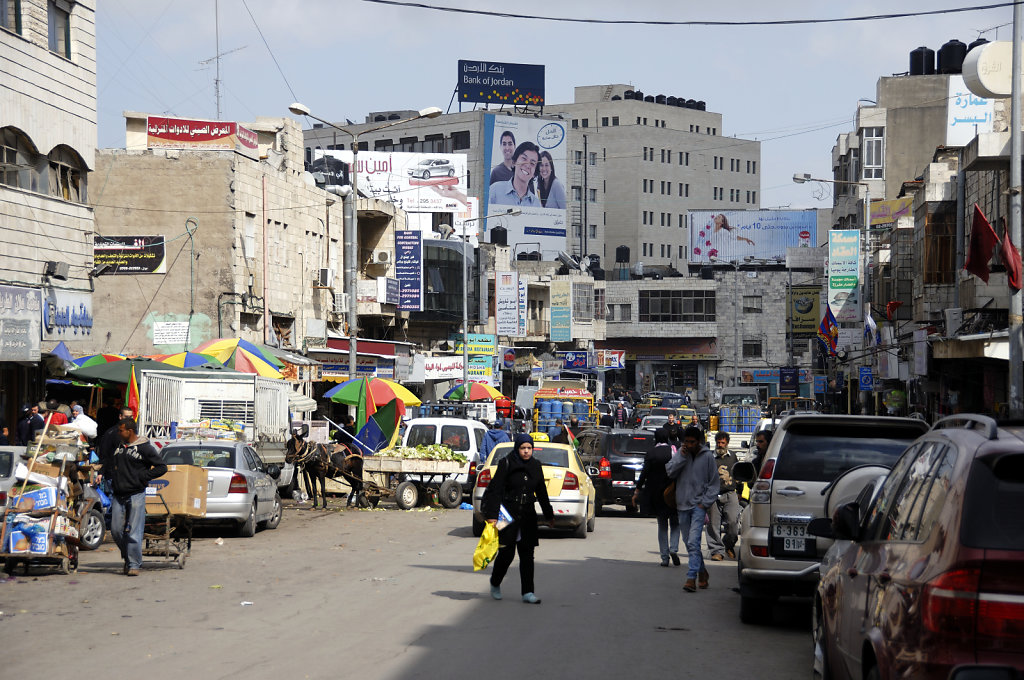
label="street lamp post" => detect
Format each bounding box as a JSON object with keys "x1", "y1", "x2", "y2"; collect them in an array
[
  {"x1": 288, "y1": 103, "x2": 442, "y2": 378},
  {"x1": 441, "y1": 209, "x2": 521, "y2": 393},
  {"x1": 794, "y1": 172, "x2": 871, "y2": 412}
]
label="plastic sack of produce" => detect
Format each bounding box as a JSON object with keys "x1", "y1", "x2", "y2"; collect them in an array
[{"x1": 472, "y1": 523, "x2": 499, "y2": 571}]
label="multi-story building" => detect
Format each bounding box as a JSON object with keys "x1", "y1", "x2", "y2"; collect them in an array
[{"x1": 0, "y1": 0, "x2": 96, "y2": 426}]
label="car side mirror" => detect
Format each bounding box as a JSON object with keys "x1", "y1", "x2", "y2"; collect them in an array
[
  {"x1": 732, "y1": 461, "x2": 756, "y2": 484},
  {"x1": 807, "y1": 517, "x2": 835, "y2": 539},
  {"x1": 585, "y1": 466, "x2": 599, "y2": 477},
  {"x1": 831, "y1": 501, "x2": 861, "y2": 541},
  {"x1": 266, "y1": 464, "x2": 281, "y2": 480}
]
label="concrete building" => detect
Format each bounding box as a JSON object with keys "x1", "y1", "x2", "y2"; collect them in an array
[
  {"x1": 0, "y1": 0, "x2": 96, "y2": 428},
  {"x1": 299, "y1": 84, "x2": 760, "y2": 270}
]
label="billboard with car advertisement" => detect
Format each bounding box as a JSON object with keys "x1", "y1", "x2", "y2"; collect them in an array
[
  {"x1": 315, "y1": 150, "x2": 469, "y2": 214},
  {"x1": 458, "y1": 60, "x2": 545, "y2": 106},
  {"x1": 482, "y1": 114, "x2": 568, "y2": 259},
  {"x1": 827, "y1": 229, "x2": 861, "y2": 322},
  {"x1": 688, "y1": 210, "x2": 817, "y2": 264}
]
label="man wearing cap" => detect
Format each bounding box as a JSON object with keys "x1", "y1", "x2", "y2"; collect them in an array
[{"x1": 480, "y1": 419, "x2": 510, "y2": 466}]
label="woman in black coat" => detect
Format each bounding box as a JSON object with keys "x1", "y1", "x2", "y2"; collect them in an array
[
  {"x1": 633, "y1": 427, "x2": 681, "y2": 566},
  {"x1": 482, "y1": 433, "x2": 554, "y2": 604}
]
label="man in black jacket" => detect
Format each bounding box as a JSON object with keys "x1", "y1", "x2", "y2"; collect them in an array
[
  {"x1": 663, "y1": 413, "x2": 684, "y2": 447},
  {"x1": 107, "y1": 417, "x2": 167, "y2": 576},
  {"x1": 706, "y1": 431, "x2": 740, "y2": 561}
]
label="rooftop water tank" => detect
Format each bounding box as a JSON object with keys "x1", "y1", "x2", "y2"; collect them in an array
[
  {"x1": 938, "y1": 39, "x2": 967, "y2": 74},
  {"x1": 667, "y1": 96, "x2": 678, "y2": 106},
  {"x1": 633, "y1": 90, "x2": 644, "y2": 101},
  {"x1": 655, "y1": 94, "x2": 667, "y2": 104},
  {"x1": 615, "y1": 245, "x2": 630, "y2": 264},
  {"x1": 623, "y1": 90, "x2": 635, "y2": 99},
  {"x1": 685, "y1": 99, "x2": 697, "y2": 108},
  {"x1": 910, "y1": 46, "x2": 935, "y2": 75},
  {"x1": 675, "y1": 97, "x2": 687, "y2": 107},
  {"x1": 644, "y1": 95, "x2": 655, "y2": 103},
  {"x1": 611, "y1": 95, "x2": 621, "y2": 100},
  {"x1": 968, "y1": 37, "x2": 989, "y2": 53},
  {"x1": 696, "y1": 101, "x2": 706, "y2": 111}
]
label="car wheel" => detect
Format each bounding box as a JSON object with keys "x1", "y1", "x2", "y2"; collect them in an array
[
  {"x1": 438, "y1": 479, "x2": 462, "y2": 509},
  {"x1": 812, "y1": 598, "x2": 832, "y2": 680},
  {"x1": 79, "y1": 508, "x2": 105, "y2": 551},
  {"x1": 447, "y1": 169, "x2": 454, "y2": 177},
  {"x1": 472, "y1": 514, "x2": 484, "y2": 537},
  {"x1": 395, "y1": 481, "x2": 419, "y2": 510},
  {"x1": 573, "y1": 519, "x2": 587, "y2": 539},
  {"x1": 422, "y1": 170, "x2": 431, "y2": 179},
  {"x1": 739, "y1": 594, "x2": 773, "y2": 625},
  {"x1": 587, "y1": 513, "x2": 596, "y2": 532},
  {"x1": 262, "y1": 493, "x2": 282, "y2": 530},
  {"x1": 237, "y1": 499, "x2": 257, "y2": 538}
]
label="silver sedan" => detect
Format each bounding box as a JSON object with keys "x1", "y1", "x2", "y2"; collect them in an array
[{"x1": 160, "y1": 441, "x2": 281, "y2": 537}]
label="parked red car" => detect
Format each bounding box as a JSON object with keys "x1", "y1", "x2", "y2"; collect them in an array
[{"x1": 810, "y1": 414, "x2": 1024, "y2": 680}]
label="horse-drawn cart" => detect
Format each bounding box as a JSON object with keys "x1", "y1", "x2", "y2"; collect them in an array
[{"x1": 360, "y1": 456, "x2": 465, "y2": 510}]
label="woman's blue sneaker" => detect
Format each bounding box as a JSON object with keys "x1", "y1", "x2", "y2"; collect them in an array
[
  {"x1": 490, "y1": 585, "x2": 502, "y2": 600},
  {"x1": 522, "y1": 592, "x2": 541, "y2": 604}
]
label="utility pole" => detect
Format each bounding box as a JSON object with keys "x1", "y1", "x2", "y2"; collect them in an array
[
  {"x1": 1010, "y1": 3, "x2": 1023, "y2": 418},
  {"x1": 582, "y1": 134, "x2": 589, "y2": 258}
]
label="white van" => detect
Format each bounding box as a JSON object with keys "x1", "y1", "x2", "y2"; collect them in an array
[{"x1": 401, "y1": 417, "x2": 488, "y2": 492}]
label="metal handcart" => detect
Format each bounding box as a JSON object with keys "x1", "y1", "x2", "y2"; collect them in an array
[{"x1": 142, "y1": 493, "x2": 193, "y2": 569}]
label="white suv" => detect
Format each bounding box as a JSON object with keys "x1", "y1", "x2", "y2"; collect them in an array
[{"x1": 731, "y1": 414, "x2": 929, "y2": 624}]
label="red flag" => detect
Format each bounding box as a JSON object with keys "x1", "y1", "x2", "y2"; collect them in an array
[
  {"x1": 127, "y1": 364, "x2": 140, "y2": 419},
  {"x1": 964, "y1": 204, "x2": 999, "y2": 283},
  {"x1": 886, "y1": 300, "x2": 904, "y2": 321},
  {"x1": 998, "y1": 217, "x2": 1023, "y2": 293}
]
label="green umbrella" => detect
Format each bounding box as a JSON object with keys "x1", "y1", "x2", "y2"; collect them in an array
[{"x1": 66, "y1": 357, "x2": 199, "y2": 384}]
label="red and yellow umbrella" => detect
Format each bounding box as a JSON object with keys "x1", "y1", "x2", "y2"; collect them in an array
[
  {"x1": 159, "y1": 351, "x2": 225, "y2": 368},
  {"x1": 192, "y1": 338, "x2": 284, "y2": 378},
  {"x1": 443, "y1": 381, "x2": 506, "y2": 401}
]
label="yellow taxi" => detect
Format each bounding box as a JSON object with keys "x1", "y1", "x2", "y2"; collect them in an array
[{"x1": 471, "y1": 441, "x2": 596, "y2": 539}]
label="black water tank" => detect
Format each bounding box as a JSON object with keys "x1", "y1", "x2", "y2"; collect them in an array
[
  {"x1": 644, "y1": 95, "x2": 655, "y2": 103},
  {"x1": 388, "y1": 113, "x2": 401, "y2": 120},
  {"x1": 587, "y1": 254, "x2": 601, "y2": 269},
  {"x1": 615, "y1": 245, "x2": 630, "y2": 263},
  {"x1": 675, "y1": 97, "x2": 687, "y2": 107},
  {"x1": 611, "y1": 95, "x2": 621, "y2": 100},
  {"x1": 516, "y1": 252, "x2": 530, "y2": 260},
  {"x1": 696, "y1": 101, "x2": 706, "y2": 111},
  {"x1": 527, "y1": 251, "x2": 541, "y2": 261},
  {"x1": 633, "y1": 90, "x2": 644, "y2": 101},
  {"x1": 666, "y1": 96, "x2": 678, "y2": 106},
  {"x1": 685, "y1": 99, "x2": 697, "y2": 109},
  {"x1": 374, "y1": 115, "x2": 386, "y2": 122},
  {"x1": 490, "y1": 226, "x2": 507, "y2": 246},
  {"x1": 591, "y1": 268, "x2": 606, "y2": 281},
  {"x1": 623, "y1": 90, "x2": 635, "y2": 99},
  {"x1": 968, "y1": 37, "x2": 989, "y2": 53},
  {"x1": 655, "y1": 94, "x2": 667, "y2": 104},
  {"x1": 938, "y1": 39, "x2": 967, "y2": 74},
  {"x1": 910, "y1": 46, "x2": 935, "y2": 75},
  {"x1": 700, "y1": 266, "x2": 714, "y2": 280}
]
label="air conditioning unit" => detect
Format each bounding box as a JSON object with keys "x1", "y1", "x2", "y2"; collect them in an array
[
  {"x1": 317, "y1": 268, "x2": 334, "y2": 288},
  {"x1": 333, "y1": 292, "x2": 349, "y2": 314},
  {"x1": 370, "y1": 250, "x2": 390, "y2": 264}
]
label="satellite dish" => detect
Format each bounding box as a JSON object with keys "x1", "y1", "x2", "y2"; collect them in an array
[
  {"x1": 557, "y1": 251, "x2": 581, "y2": 270},
  {"x1": 633, "y1": 262, "x2": 644, "y2": 276},
  {"x1": 301, "y1": 171, "x2": 316, "y2": 187},
  {"x1": 579, "y1": 255, "x2": 592, "y2": 271}
]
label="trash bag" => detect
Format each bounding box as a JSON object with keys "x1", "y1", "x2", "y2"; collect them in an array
[{"x1": 473, "y1": 523, "x2": 499, "y2": 572}]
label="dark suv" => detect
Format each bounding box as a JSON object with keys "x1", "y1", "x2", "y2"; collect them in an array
[
  {"x1": 575, "y1": 428, "x2": 656, "y2": 514},
  {"x1": 810, "y1": 414, "x2": 1024, "y2": 680}
]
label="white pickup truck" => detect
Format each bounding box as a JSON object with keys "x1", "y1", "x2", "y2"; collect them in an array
[{"x1": 136, "y1": 370, "x2": 294, "y2": 491}]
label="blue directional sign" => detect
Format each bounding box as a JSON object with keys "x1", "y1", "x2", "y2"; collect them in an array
[{"x1": 859, "y1": 366, "x2": 873, "y2": 391}]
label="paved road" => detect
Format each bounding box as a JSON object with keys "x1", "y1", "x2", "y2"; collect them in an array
[{"x1": 0, "y1": 502, "x2": 811, "y2": 679}]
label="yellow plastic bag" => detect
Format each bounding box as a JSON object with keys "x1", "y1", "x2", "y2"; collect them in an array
[{"x1": 473, "y1": 523, "x2": 499, "y2": 571}]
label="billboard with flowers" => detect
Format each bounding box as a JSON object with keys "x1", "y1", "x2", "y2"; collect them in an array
[{"x1": 687, "y1": 210, "x2": 818, "y2": 264}]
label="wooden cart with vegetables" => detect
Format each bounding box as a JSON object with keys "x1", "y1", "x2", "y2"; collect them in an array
[{"x1": 326, "y1": 445, "x2": 467, "y2": 510}]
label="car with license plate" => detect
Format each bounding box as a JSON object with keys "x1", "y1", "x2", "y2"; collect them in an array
[
  {"x1": 407, "y1": 158, "x2": 455, "y2": 179},
  {"x1": 808, "y1": 414, "x2": 1024, "y2": 680},
  {"x1": 575, "y1": 428, "x2": 657, "y2": 514},
  {"x1": 730, "y1": 414, "x2": 929, "y2": 624},
  {"x1": 471, "y1": 441, "x2": 596, "y2": 538},
  {"x1": 160, "y1": 441, "x2": 281, "y2": 537}
]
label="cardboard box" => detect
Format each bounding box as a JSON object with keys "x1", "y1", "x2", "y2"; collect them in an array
[
  {"x1": 29, "y1": 531, "x2": 51, "y2": 555},
  {"x1": 10, "y1": 487, "x2": 64, "y2": 512},
  {"x1": 4, "y1": 530, "x2": 30, "y2": 554},
  {"x1": 146, "y1": 465, "x2": 207, "y2": 517}
]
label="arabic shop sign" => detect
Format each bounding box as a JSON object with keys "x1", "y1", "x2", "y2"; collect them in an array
[
  {"x1": 946, "y1": 75, "x2": 994, "y2": 146},
  {"x1": 0, "y1": 284, "x2": 42, "y2": 361},
  {"x1": 42, "y1": 290, "x2": 93, "y2": 341},
  {"x1": 458, "y1": 60, "x2": 545, "y2": 106},
  {"x1": 94, "y1": 235, "x2": 167, "y2": 274},
  {"x1": 146, "y1": 116, "x2": 258, "y2": 159}
]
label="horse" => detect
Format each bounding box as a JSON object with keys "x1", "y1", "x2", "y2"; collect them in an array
[{"x1": 285, "y1": 438, "x2": 332, "y2": 508}]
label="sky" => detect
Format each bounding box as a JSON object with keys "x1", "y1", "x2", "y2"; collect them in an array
[{"x1": 95, "y1": 1, "x2": 1016, "y2": 210}]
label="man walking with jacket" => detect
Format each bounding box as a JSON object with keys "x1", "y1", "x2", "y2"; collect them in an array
[
  {"x1": 106, "y1": 417, "x2": 167, "y2": 576},
  {"x1": 706, "y1": 431, "x2": 740, "y2": 561},
  {"x1": 666, "y1": 425, "x2": 720, "y2": 592},
  {"x1": 480, "y1": 418, "x2": 511, "y2": 464}
]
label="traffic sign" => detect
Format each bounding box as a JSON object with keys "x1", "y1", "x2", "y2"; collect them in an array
[{"x1": 859, "y1": 366, "x2": 873, "y2": 391}]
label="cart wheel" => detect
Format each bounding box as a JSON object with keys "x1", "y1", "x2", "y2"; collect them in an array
[
  {"x1": 176, "y1": 553, "x2": 187, "y2": 569},
  {"x1": 438, "y1": 479, "x2": 462, "y2": 509},
  {"x1": 395, "y1": 481, "x2": 419, "y2": 510},
  {"x1": 70, "y1": 554, "x2": 79, "y2": 572},
  {"x1": 367, "y1": 492, "x2": 381, "y2": 508},
  {"x1": 59, "y1": 557, "x2": 70, "y2": 575},
  {"x1": 3, "y1": 558, "x2": 16, "y2": 575}
]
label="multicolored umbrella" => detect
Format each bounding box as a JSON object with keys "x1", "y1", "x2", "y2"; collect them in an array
[
  {"x1": 72, "y1": 353, "x2": 126, "y2": 368},
  {"x1": 192, "y1": 338, "x2": 284, "y2": 378},
  {"x1": 443, "y1": 381, "x2": 507, "y2": 401},
  {"x1": 159, "y1": 351, "x2": 225, "y2": 368},
  {"x1": 66, "y1": 357, "x2": 195, "y2": 384},
  {"x1": 324, "y1": 377, "x2": 421, "y2": 427}
]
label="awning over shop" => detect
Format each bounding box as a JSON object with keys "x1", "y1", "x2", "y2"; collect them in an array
[{"x1": 932, "y1": 331, "x2": 1008, "y2": 361}]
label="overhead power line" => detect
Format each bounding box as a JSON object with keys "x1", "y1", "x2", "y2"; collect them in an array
[{"x1": 360, "y1": 1, "x2": 1020, "y2": 26}]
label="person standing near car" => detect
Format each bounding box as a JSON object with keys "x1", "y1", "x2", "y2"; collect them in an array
[
  {"x1": 482, "y1": 433, "x2": 554, "y2": 604},
  {"x1": 633, "y1": 428, "x2": 680, "y2": 567},
  {"x1": 663, "y1": 413, "x2": 683, "y2": 448},
  {"x1": 666, "y1": 425, "x2": 720, "y2": 592},
  {"x1": 106, "y1": 417, "x2": 167, "y2": 576},
  {"x1": 480, "y1": 418, "x2": 511, "y2": 465},
  {"x1": 706, "y1": 431, "x2": 740, "y2": 561},
  {"x1": 752, "y1": 428, "x2": 772, "y2": 474}
]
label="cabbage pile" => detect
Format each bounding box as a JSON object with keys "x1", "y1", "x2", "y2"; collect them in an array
[{"x1": 378, "y1": 444, "x2": 467, "y2": 463}]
